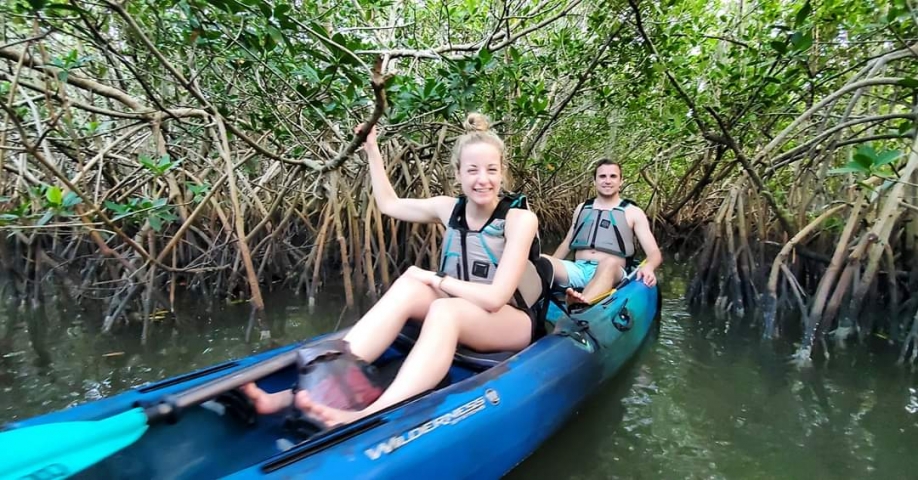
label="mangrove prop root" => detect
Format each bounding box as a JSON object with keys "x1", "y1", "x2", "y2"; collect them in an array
[{"x1": 763, "y1": 205, "x2": 846, "y2": 339}]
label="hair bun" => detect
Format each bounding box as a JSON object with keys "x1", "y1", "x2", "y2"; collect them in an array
[{"x1": 464, "y1": 113, "x2": 491, "y2": 133}]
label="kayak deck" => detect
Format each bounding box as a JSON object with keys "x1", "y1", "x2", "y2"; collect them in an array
[{"x1": 70, "y1": 327, "x2": 508, "y2": 479}]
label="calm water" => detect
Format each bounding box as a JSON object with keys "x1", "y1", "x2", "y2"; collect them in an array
[{"x1": 2, "y1": 265, "x2": 917, "y2": 479}]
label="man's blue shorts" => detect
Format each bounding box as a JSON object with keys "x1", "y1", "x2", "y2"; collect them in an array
[
  {"x1": 558, "y1": 259, "x2": 599, "y2": 289},
  {"x1": 558, "y1": 259, "x2": 627, "y2": 289}
]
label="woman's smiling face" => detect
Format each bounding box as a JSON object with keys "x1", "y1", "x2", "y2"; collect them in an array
[{"x1": 456, "y1": 141, "x2": 503, "y2": 206}]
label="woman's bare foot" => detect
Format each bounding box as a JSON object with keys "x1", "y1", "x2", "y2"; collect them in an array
[
  {"x1": 239, "y1": 382, "x2": 293, "y2": 415},
  {"x1": 565, "y1": 288, "x2": 589, "y2": 306},
  {"x1": 294, "y1": 390, "x2": 366, "y2": 428}
]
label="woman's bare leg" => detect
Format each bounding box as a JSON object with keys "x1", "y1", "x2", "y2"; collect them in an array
[
  {"x1": 294, "y1": 298, "x2": 531, "y2": 427},
  {"x1": 238, "y1": 383, "x2": 294, "y2": 415},
  {"x1": 241, "y1": 275, "x2": 440, "y2": 412},
  {"x1": 344, "y1": 274, "x2": 442, "y2": 362},
  {"x1": 542, "y1": 255, "x2": 570, "y2": 288}
]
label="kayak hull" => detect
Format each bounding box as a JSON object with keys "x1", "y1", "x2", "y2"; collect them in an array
[{"x1": 3, "y1": 281, "x2": 659, "y2": 479}]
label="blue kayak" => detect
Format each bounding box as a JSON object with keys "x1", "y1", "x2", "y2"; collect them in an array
[{"x1": 1, "y1": 280, "x2": 660, "y2": 479}]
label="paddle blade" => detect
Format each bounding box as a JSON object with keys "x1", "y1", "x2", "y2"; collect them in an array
[{"x1": 1, "y1": 407, "x2": 149, "y2": 479}]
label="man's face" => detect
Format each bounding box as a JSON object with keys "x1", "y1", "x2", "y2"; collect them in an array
[{"x1": 594, "y1": 164, "x2": 622, "y2": 198}]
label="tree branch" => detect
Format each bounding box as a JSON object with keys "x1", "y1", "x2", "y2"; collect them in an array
[
  {"x1": 0, "y1": 47, "x2": 143, "y2": 110},
  {"x1": 356, "y1": 0, "x2": 583, "y2": 59},
  {"x1": 627, "y1": 0, "x2": 709, "y2": 134},
  {"x1": 754, "y1": 77, "x2": 906, "y2": 163},
  {"x1": 704, "y1": 107, "x2": 795, "y2": 234},
  {"x1": 319, "y1": 57, "x2": 389, "y2": 173},
  {"x1": 519, "y1": 24, "x2": 622, "y2": 165}
]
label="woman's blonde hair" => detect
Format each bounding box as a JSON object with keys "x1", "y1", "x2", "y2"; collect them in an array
[{"x1": 450, "y1": 113, "x2": 513, "y2": 190}]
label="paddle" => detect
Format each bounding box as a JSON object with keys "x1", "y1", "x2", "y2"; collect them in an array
[
  {"x1": 0, "y1": 344, "x2": 305, "y2": 480},
  {"x1": 565, "y1": 261, "x2": 646, "y2": 313},
  {"x1": 585, "y1": 260, "x2": 646, "y2": 305}
]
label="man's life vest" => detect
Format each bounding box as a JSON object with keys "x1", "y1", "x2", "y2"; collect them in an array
[{"x1": 569, "y1": 198, "x2": 635, "y2": 259}]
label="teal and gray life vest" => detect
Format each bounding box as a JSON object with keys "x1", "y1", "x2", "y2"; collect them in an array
[
  {"x1": 438, "y1": 193, "x2": 543, "y2": 311},
  {"x1": 569, "y1": 198, "x2": 635, "y2": 258}
]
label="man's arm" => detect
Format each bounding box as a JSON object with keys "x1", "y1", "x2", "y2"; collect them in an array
[
  {"x1": 552, "y1": 203, "x2": 583, "y2": 259},
  {"x1": 631, "y1": 208, "x2": 662, "y2": 286},
  {"x1": 552, "y1": 228, "x2": 573, "y2": 260}
]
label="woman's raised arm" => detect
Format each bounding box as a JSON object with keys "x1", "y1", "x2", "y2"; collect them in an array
[{"x1": 363, "y1": 125, "x2": 454, "y2": 224}]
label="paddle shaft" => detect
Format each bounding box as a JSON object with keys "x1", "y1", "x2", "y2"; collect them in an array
[
  {"x1": 0, "y1": 334, "x2": 354, "y2": 479},
  {"x1": 144, "y1": 347, "x2": 300, "y2": 423}
]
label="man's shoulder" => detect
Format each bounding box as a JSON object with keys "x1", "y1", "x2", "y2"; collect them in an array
[
  {"x1": 620, "y1": 199, "x2": 643, "y2": 211},
  {"x1": 622, "y1": 201, "x2": 648, "y2": 222}
]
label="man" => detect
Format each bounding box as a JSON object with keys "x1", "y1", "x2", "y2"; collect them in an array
[{"x1": 545, "y1": 159, "x2": 662, "y2": 305}]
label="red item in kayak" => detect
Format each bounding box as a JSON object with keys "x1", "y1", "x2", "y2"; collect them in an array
[{"x1": 294, "y1": 339, "x2": 383, "y2": 410}]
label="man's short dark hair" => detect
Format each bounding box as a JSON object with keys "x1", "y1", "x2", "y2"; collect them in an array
[{"x1": 593, "y1": 158, "x2": 622, "y2": 178}]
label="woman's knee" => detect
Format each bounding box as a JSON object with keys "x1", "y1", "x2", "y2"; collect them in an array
[
  {"x1": 419, "y1": 298, "x2": 468, "y2": 333},
  {"x1": 424, "y1": 298, "x2": 461, "y2": 322},
  {"x1": 387, "y1": 274, "x2": 431, "y2": 297}
]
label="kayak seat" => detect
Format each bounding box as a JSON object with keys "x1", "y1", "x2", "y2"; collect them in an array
[{"x1": 395, "y1": 322, "x2": 514, "y2": 371}]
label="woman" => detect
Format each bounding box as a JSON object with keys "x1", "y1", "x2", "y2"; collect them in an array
[{"x1": 241, "y1": 114, "x2": 542, "y2": 428}]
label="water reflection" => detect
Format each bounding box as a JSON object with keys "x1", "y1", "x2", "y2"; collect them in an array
[
  {"x1": 508, "y1": 284, "x2": 918, "y2": 479},
  {"x1": 0, "y1": 289, "x2": 346, "y2": 423}
]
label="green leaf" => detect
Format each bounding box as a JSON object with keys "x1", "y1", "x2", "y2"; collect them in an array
[
  {"x1": 263, "y1": 32, "x2": 277, "y2": 53},
  {"x1": 157, "y1": 154, "x2": 172, "y2": 169},
  {"x1": 139, "y1": 154, "x2": 155, "y2": 170},
  {"x1": 853, "y1": 145, "x2": 877, "y2": 169},
  {"x1": 888, "y1": 3, "x2": 909, "y2": 23},
  {"x1": 769, "y1": 40, "x2": 787, "y2": 55},
  {"x1": 298, "y1": 64, "x2": 319, "y2": 84},
  {"x1": 278, "y1": 13, "x2": 297, "y2": 30},
  {"x1": 257, "y1": 1, "x2": 272, "y2": 19},
  {"x1": 509, "y1": 47, "x2": 522, "y2": 63},
  {"x1": 148, "y1": 215, "x2": 163, "y2": 232},
  {"x1": 46, "y1": 186, "x2": 62, "y2": 206},
  {"x1": 477, "y1": 49, "x2": 493, "y2": 69},
  {"x1": 104, "y1": 200, "x2": 130, "y2": 216},
  {"x1": 795, "y1": 0, "x2": 812, "y2": 26},
  {"x1": 46, "y1": 3, "x2": 86, "y2": 14},
  {"x1": 27, "y1": 0, "x2": 47, "y2": 11},
  {"x1": 267, "y1": 26, "x2": 285, "y2": 51},
  {"x1": 274, "y1": 3, "x2": 291, "y2": 18},
  {"x1": 897, "y1": 78, "x2": 918, "y2": 89},
  {"x1": 790, "y1": 31, "x2": 813, "y2": 51},
  {"x1": 828, "y1": 164, "x2": 869, "y2": 176},
  {"x1": 874, "y1": 150, "x2": 901, "y2": 167}
]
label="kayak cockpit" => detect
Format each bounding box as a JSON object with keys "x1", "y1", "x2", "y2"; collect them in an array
[{"x1": 70, "y1": 323, "x2": 516, "y2": 479}]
